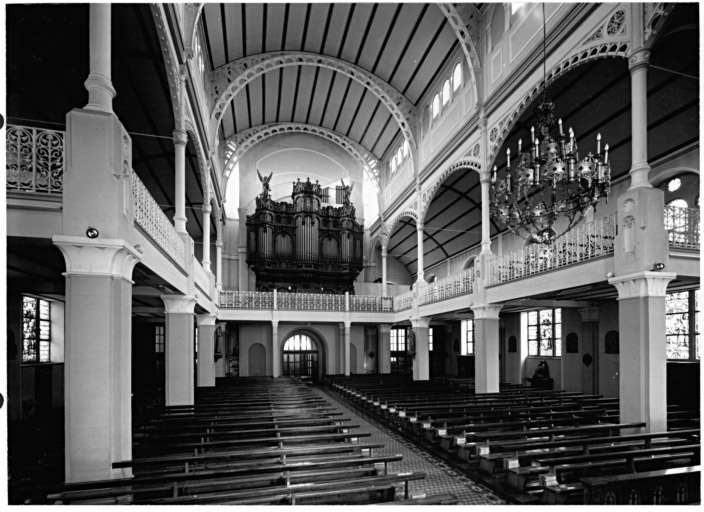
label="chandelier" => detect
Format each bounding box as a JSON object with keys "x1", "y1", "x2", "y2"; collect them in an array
[{"x1": 489, "y1": 5, "x2": 611, "y2": 244}]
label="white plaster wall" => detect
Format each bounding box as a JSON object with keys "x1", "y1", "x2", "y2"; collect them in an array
[{"x1": 597, "y1": 299, "x2": 621, "y2": 398}]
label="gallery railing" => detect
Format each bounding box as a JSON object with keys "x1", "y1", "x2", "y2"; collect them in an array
[
  {"x1": 219, "y1": 290, "x2": 393, "y2": 312},
  {"x1": 6, "y1": 124, "x2": 64, "y2": 194},
  {"x1": 488, "y1": 213, "x2": 617, "y2": 285},
  {"x1": 419, "y1": 267, "x2": 474, "y2": 305},
  {"x1": 665, "y1": 205, "x2": 700, "y2": 250},
  {"x1": 393, "y1": 290, "x2": 414, "y2": 312},
  {"x1": 131, "y1": 172, "x2": 186, "y2": 269}
]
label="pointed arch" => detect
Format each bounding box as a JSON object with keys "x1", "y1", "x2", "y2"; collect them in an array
[{"x1": 420, "y1": 157, "x2": 482, "y2": 222}]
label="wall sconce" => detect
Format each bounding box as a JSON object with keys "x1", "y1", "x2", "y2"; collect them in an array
[
  {"x1": 651, "y1": 262, "x2": 666, "y2": 271},
  {"x1": 86, "y1": 227, "x2": 99, "y2": 239}
]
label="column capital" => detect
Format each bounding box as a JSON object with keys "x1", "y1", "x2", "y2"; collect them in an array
[
  {"x1": 202, "y1": 202, "x2": 212, "y2": 214},
  {"x1": 196, "y1": 313, "x2": 217, "y2": 326},
  {"x1": 378, "y1": 324, "x2": 392, "y2": 334},
  {"x1": 416, "y1": 222, "x2": 424, "y2": 231},
  {"x1": 53, "y1": 236, "x2": 141, "y2": 281},
  {"x1": 479, "y1": 170, "x2": 492, "y2": 184},
  {"x1": 411, "y1": 317, "x2": 431, "y2": 329},
  {"x1": 628, "y1": 47, "x2": 651, "y2": 73},
  {"x1": 577, "y1": 307, "x2": 600, "y2": 322},
  {"x1": 343, "y1": 320, "x2": 352, "y2": 330},
  {"x1": 471, "y1": 303, "x2": 503, "y2": 319},
  {"x1": 161, "y1": 294, "x2": 196, "y2": 314},
  {"x1": 173, "y1": 129, "x2": 188, "y2": 146},
  {"x1": 609, "y1": 271, "x2": 676, "y2": 299},
  {"x1": 272, "y1": 320, "x2": 279, "y2": 329}
]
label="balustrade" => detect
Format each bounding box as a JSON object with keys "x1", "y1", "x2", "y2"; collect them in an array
[
  {"x1": 393, "y1": 290, "x2": 414, "y2": 312},
  {"x1": 488, "y1": 213, "x2": 617, "y2": 285},
  {"x1": 665, "y1": 205, "x2": 700, "y2": 250},
  {"x1": 6, "y1": 125, "x2": 64, "y2": 194},
  {"x1": 419, "y1": 268, "x2": 474, "y2": 305},
  {"x1": 193, "y1": 259, "x2": 210, "y2": 297},
  {"x1": 349, "y1": 295, "x2": 394, "y2": 312},
  {"x1": 277, "y1": 292, "x2": 345, "y2": 311},
  {"x1": 219, "y1": 290, "x2": 274, "y2": 310},
  {"x1": 131, "y1": 172, "x2": 186, "y2": 268}
]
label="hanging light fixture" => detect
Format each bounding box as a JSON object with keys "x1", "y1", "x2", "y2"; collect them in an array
[{"x1": 490, "y1": 4, "x2": 611, "y2": 244}]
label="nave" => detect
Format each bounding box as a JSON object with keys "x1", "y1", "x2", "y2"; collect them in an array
[
  {"x1": 31, "y1": 375, "x2": 699, "y2": 506},
  {"x1": 36, "y1": 377, "x2": 502, "y2": 505}
]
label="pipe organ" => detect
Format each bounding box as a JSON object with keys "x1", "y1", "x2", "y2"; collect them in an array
[{"x1": 246, "y1": 177, "x2": 364, "y2": 293}]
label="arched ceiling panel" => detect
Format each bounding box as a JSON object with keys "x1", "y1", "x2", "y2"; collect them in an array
[
  {"x1": 202, "y1": 3, "x2": 459, "y2": 160},
  {"x1": 388, "y1": 217, "x2": 419, "y2": 277}
]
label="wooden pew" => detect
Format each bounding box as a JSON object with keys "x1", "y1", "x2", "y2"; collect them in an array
[{"x1": 580, "y1": 465, "x2": 701, "y2": 505}]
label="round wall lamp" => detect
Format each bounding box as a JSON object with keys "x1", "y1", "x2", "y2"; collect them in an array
[{"x1": 86, "y1": 227, "x2": 99, "y2": 239}]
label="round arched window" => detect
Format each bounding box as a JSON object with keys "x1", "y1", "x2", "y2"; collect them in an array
[{"x1": 283, "y1": 334, "x2": 319, "y2": 378}]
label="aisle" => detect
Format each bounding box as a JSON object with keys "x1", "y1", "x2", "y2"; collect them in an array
[{"x1": 314, "y1": 386, "x2": 505, "y2": 505}]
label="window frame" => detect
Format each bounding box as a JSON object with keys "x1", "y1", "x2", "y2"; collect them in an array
[
  {"x1": 452, "y1": 62, "x2": 462, "y2": 92},
  {"x1": 666, "y1": 289, "x2": 700, "y2": 360},
  {"x1": 22, "y1": 295, "x2": 52, "y2": 364},
  {"x1": 461, "y1": 319, "x2": 475, "y2": 355},
  {"x1": 526, "y1": 308, "x2": 562, "y2": 357}
]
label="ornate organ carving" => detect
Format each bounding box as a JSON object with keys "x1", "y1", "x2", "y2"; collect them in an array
[{"x1": 246, "y1": 176, "x2": 364, "y2": 293}]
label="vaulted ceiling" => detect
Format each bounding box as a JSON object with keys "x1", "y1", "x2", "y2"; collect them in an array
[{"x1": 202, "y1": 3, "x2": 460, "y2": 160}]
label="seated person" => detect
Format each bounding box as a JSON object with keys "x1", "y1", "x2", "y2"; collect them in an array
[{"x1": 527, "y1": 359, "x2": 553, "y2": 389}]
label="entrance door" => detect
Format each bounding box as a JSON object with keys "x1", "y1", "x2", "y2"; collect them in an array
[{"x1": 282, "y1": 334, "x2": 319, "y2": 379}]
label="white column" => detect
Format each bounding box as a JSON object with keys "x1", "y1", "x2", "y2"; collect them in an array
[
  {"x1": 344, "y1": 321, "x2": 351, "y2": 376},
  {"x1": 480, "y1": 172, "x2": 492, "y2": 254},
  {"x1": 272, "y1": 320, "x2": 280, "y2": 378},
  {"x1": 377, "y1": 324, "x2": 391, "y2": 374},
  {"x1": 416, "y1": 223, "x2": 424, "y2": 283},
  {"x1": 196, "y1": 314, "x2": 217, "y2": 387},
  {"x1": 411, "y1": 318, "x2": 431, "y2": 381},
  {"x1": 216, "y1": 239, "x2": 223, "y2": 290},
  {"x1": 161, "y1": 295, "x2": 197, "y2": 406},
  {"x1": 202, "y1": 202, "x2": 211, "y2": 272},
  {"x1": 53, "y1": 237, "x2": 140, "y2": 483},
  {"x1": 628, "y1": 48, "x2": 652, "y2": 189},
  {"x1": 381, "y1": 245, "x2": 388, "y2": 296},
  {"x1": 609, "y1": 272, "x2": 676, "y2": 432},
  {"x1": 238, "y1": 207, "x2": 249, "y2": 291},
  {"x1": 84, "y1": 4, "x2": 116, "y2": 113},
  {"x1": 173, "y1": 129, "x2": 188, "y2": 233},
  {"x1": 471, "y1": 304, "x2": 503, "y2": 393}
]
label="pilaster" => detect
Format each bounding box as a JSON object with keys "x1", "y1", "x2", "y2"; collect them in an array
[
  {"x1": 411, "y1": 317, "x2": 431, "y2": 381},
  {"x1": 161, "y1": 294, "x2": 197, "y2": 406},
  {"x1": 471, "y1": 304, "x2": 503, "y2": 393},
  {"x1": 196, "y1": 314, "x2": 217, "y2": 387},
  {"x1": 377, "y1": 324, "x2": 391, "y2": 374},
  {"x1": 53, "y1": 236, "x2": 140, "y2": 483}
]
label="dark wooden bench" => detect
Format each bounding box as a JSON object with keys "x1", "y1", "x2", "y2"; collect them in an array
[
  {"x1": 580, "y1": 465, "x2": 701, "y2": 505},
  {"x1": 378, "y1": 492, "x2": 459, "y2": 505},
  {"x1": 49, "y1": 453, "x2": 404, "y2": 504},
  {"x1": 479, "y1": 428, "x2": 700, "y2": 474},
  {"x1": 506, "y1": 443, "x2": 700, "y2": 493},
  {"x1": 142, "y1": 471, "x2": 428, "y2": 504}
]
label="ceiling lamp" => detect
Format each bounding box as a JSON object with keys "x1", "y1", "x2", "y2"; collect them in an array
[{"x1": 490, "y1": 4, "x2": 611, "y2": 244}]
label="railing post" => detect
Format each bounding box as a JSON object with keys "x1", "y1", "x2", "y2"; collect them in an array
[
  {"x1": 273, "y1": 289, "x2": 277, "y2": 310},
  {"x1": 345, "y1": 291, "x2": 349, "y2": 312}
]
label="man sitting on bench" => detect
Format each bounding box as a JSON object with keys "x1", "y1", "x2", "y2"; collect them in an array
[{"x1": 526, "y1": 360, "x2": 553, "y2": 390}]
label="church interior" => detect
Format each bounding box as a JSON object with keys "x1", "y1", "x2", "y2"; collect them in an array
[{"x1": 4, "y1": 2, "x2": 701, "y2": 506}]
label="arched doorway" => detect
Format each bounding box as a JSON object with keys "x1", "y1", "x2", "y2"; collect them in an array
[
  {"x1": 249, "y1": 343, "x2": 267, "y2": 376},
  {"x1": 282, "y1": 334, "x2": 319, "y2": 379}
]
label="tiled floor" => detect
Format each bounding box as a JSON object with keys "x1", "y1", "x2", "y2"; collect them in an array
[{"x1": 314, "y1": 387, "x2": 505, "y2": 505}]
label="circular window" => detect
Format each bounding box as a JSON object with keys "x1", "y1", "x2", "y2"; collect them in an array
[{"x1": 667, "y1": 178, "x2": 682, "y2": 192}]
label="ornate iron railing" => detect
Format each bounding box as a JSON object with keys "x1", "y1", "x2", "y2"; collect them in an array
[
  {"x1": 219, "y1": 290, "x2": 274, "y2": 310},
  {"x1": 419, "y1": 268, "x2": 474, "y2": 305},
  {"x1": 488, "y1": 213, "x2": 617, "y2": 285},
  {"x1": 193, "y1": 259, "x2": 210, "y2": 297},
  {"x1": 6, "y1": 124, "x2": 64, "y2": 194},
  {"x1": 665, "y1": 205, "x2": 700, "y2": 249},
  {"x1": 350, "y1": 295, "x2": 394, "y2": 312},
  {"x1": 131, "y1": 173, "x2": 186, "y2": 268},
  {"x1": 393, "y1": 290, "x2": 414, "y2": 312},
  {"x1": 277, "y1": 292, "x2": 346, "y2": 311}
]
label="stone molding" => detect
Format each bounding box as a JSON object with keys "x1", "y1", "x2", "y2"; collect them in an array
[
  {"x1": 196, "y1": 313, "x2": 217, "y2": 326},
  {"x1": 53, "y1": 236, "x2": 141, "y2": 282},
  {"x1": 470, "y1": 303, "x2": 503, "y2": 319},
  {"x1": 608, "y1": 271, "x2": 677, "y2": 299},
  {"x1": 161, "y1": 294, "x2": 197, "y2": 314}
]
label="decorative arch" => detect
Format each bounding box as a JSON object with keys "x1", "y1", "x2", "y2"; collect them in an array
[
  {"x1": 420, "y1": 157, "x2": 482, "y2": 222},
  {"x1": 281, "y1": 327, "x2": 329, "y2": 379},
  {"x1": 437, "y1": 3, "x2": 482, "y2": 103},
  {"x1": 182, "y1": 3, "x2": 204, "y2": 59},
  {"x1": 488, "y1": 45, "x2": 630, "y2": 164},
  {"x1": 209, "y1": 52, "x2": 417, "y2": 152},
  {"x1": 184, "y1": 115, "x2": 210, "y2": 198},
  {"x1": 386, "y1": 210, "x2": 419, "y2": 238},
  {"x1": 225, "y1": 123, "x2": 380, "y2": 189},
  {"x1": 150, "y1": 4, "x2": 183, "y2": 128}
]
